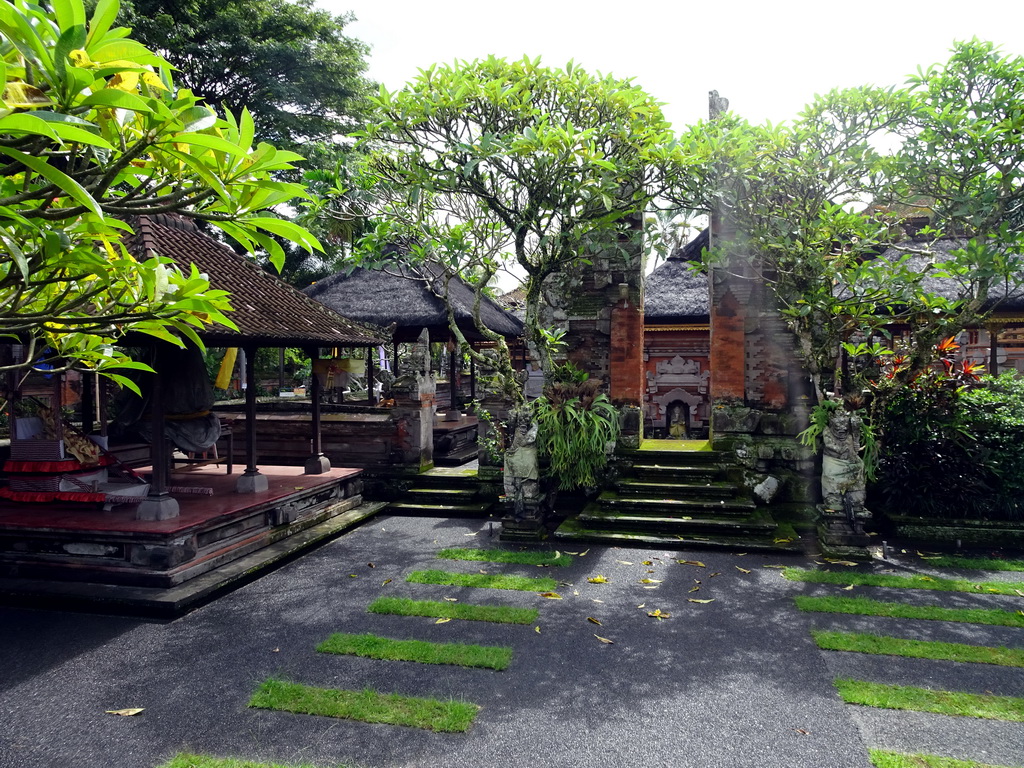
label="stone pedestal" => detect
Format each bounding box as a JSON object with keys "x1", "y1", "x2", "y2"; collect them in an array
[
  {"x1": 236, "y1": 469, "x2": 269, "y2": 494},
  {"x1": 817, "y1": 506, "x2": 871, "y2": 556},
  {"x1": 391, "y1": 329, "x2": 436, "y2": 472},
  {"x1": 137, "y1": 494, "x2": 180, "y2": 521},
  {"x1": 304, "y1": 454, "x2": 331, "y2": 475}
]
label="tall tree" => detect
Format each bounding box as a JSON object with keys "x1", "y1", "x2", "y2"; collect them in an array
[
  {"x1": 0, "y1": 0, "x2": 322, "y2": 396},
  {"x1": 120, "y1": 0, "x2": 374, "y2": 147}
]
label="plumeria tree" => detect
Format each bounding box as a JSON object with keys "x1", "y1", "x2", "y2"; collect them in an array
[{"x1": 0, "y1": 0, "x2": 321, "y2": 398}]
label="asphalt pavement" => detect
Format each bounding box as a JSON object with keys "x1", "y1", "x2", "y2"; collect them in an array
[{"x1": 1, "y1": 515, "x2": 1021, "y2": 768}]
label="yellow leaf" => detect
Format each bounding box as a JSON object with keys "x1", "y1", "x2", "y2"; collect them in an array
[
  {"x1": 141, "y1": 71, "x2": 169, "y2": 91},
  {"x1": 592, "y1": 598, "x2": 604, "y2": 603},
  {"x1": 564, "y1": 551, "x2": 579, "y2": 555},
  {"x1": 647, "y1": 609, "x2": 671, "y2": 620},
  {"x1": 762, "y1": 565, "x2": 786, "y2": 569},
  {"x1": 842, "y1": 585, "x2": 855, "y2": 591},
  {"x1": 435, "y1": 618, "x2": 451, "y2": 624},
  {"x1": 381, "y1": 578, "x2": 392, "y2": 586},
  {"x1": 919, "y1": 576, "x2": 935, "y2": 582},
  {"x1": 271, "y1": 648, "x2": 279, "y2": 653},
  {"x1": 554, "y1": 551, "x2": 561, "y2": 558},
  {"x1": 677, "y1": 560, "x2": 705, "y2": 567},
  {"x1": 587, "y1": 575, "x2": 609, "y2": 584},
  {"x1": 105, "y1": 708, "x2": 144, "y2": 716},
  {"x1": 688, "y1": 586, "x2": 700, "y2": 593},
  {"x1": 69, "y1": 49, "x2": 93, "y2": 68},
  {"x1": 774, "y1": 538, "x2": 793, "y2": 544},
  {"x1": 643, "y1": 586, "x2": 660, "y2": 589},
  {"x1": 688, "y1": 598, "x2": 715, "y2": 604},
  {"x1": 443, "y1": 597, "x2": 458, "y2": 602},
  {"x1": 736, "y1": 566, "x2": 751, "y2": 574},
  {"x1": 465, "y1": 532, "x2": 479, "y2": 536},
  {"x1": 535, "y1": 626, "x2": 541, "y2": 634},
  {"x1": 579, "y1": 549, "x2": 589, "y2": 557},
  {"x1": 737, "y1": 552, "x2": 748, "y2": 556},
  {"x1": 594, "y1": 635, "x2": 614, "y2": 644},
  {"x1": 478, "y1": 570, "x2": 488, "y2": 574},
  {"x1": 1015, "y1": 590, "x2": 1024, "y2": 597},
  {"x1": 573, "y1": 589, "x2": 580, "y2": 596},
  {"x1": 640, "y1": 578, "x2": 662, "y2": 584},
  {"x1": 824, "y1": 559, "x2": 859, "y2": 566},
  {"x1": 642, "y1": 560, "x2": 654, "y2": 565},
  {"x1": 617, "y1": 560, "x2": 634, "y2": 565},
  {"x1": 349, "y1": 574, "x2": 358, "y2": 578},
  {"x1": 587, "y1": 617, "x2": 602, "y2": 625},
  {"x1": 539, "y1": 592, "x2": 562, "y2": 599},
  {"x1": 108, "y1": 71, "x2": 139, "y2": 92},
  {"x1": 293, "y1": 486, "x2": 305, "y2": 490},
  {"x1": 637, "y1": 603, "x2": 646, "y2": 608},
  {"x1": 709, "y1": 572, "x2": 721, "y2": 577},
  {"x1": 3, "y1": 82, "x2": 52, "y2": 108}
]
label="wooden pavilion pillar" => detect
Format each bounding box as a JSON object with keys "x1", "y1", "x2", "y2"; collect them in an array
[
  {"x1": 304, "y1": 347, "x2": 330, "y2": 474},
  {"x1": 986, "y1": 322, "x2": 1003, "y2": 376},
  {"x1": 367, "y1": 346, "x2": 377, "y2": 405},
  {"x1": 237, "y1": 343, "x2": 268, "y2": 493},
  {"x1": 448, "y1": 340, "x2": 458, "y2": 411},
  {"x1": 138, "y1": 366, "x2": 180, "y2": 520}
]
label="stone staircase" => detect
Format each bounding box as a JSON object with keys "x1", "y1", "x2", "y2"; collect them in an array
[
  {"x1": 386, "y1": 467, "x2": 496, "y2": 519},
  {"x1": 554, "y1": 441, "x2": 799, "y2": 552}
]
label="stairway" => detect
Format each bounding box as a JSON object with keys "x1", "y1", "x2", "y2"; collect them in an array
[
  {"x1": 386, "y1": 467, "x2": 496, "y2": 519},
  {"x1": 554, "y1": 441, "x2": 799, "y2": 552}
]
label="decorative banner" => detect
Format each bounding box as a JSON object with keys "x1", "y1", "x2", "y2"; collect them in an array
[{"x1": 215, "y1": 348, "x2": 238, "y2": 390}]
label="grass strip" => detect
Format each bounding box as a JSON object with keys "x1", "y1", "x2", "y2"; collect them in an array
[
  {"x1": 437, "y1": 547, "x2": 572, "y2": 567},
  {"x1": 813, "y1": 630, "x2": 1024, "y2": 667},
  {"x1": 249, "y1": 679, "x2": 478, "y2": 732},
  {"x1": 927, "y1": 556, "x2": 1024, "y2": 573},
  {"x1": 316, "y1": 632, "x2": 512, "y2": 670},
  {"x1": 869, "y1": 749, "x2": 1022, "y2": 768},
  {"x1": 407, "y1": 569, "x2": 557, "y2": 592},
  {"x1": 794, "y1": 595, "x2": 1024, "y2": 628},
  {"x1": 158, "y1": 755, "x2": 351, "y2": 768},
  {"x1": 367, "y1": 596, "x2": 537, "y2": 624},
  {"x1": 835, "y1": 678, "x2": 1024, "y2": 722},
  {"x1": 785, "y1": 568, "x2": 1024, "y2": 596}
]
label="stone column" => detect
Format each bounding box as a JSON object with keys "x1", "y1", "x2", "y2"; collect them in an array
[
  {"x1": 304, "y1": 347, "x2": 331, "y2": 475},
  {"x1": 138, "y1": 366, "x2": 179, "y2": 520}
]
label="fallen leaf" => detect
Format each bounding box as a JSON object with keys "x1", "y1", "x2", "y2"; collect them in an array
[
  {"x1": 642, "y1": 560, "x2": 654, "y2": 566},
  {"x1": 647, "y1": 569, "x2": 656, "y2": 574},
  {"x1": 736, "y1": 566, "x2": 751, "y2": 574},
  {"x1": 105, "y1": 708, "x2": 144, "y2": 717},
  {"x1": 554, "y1": 551, "x2": 561, "y2": 559},
  {"x1": 564, "y1": 551, "x2": 580, "y2": 555},
  {"x1": 647, "y1": 609, "x2": 671, "y2": 620},
  {"x1": 793, "y1": 728, "x2": 810, "y2": 735},
  {"x1": 824, "y1": 559, "x2": 859, "y2": 566},
  {"x1": 688, "y1": 586, "x2": 700, "y2": 593},
  {"x1": 736, "y1": 552, "x2": 748, "y2": 556},
  {"x1": 643, "y1": 586, "x2": 660, "y2": 589},
  {"x1": 919, "y1": 576, "x2": 935, "y2": 582},
  {"x1": 579, "y1": 549, "x2": 590, "y2": 557},
  {"x1": 573, "y1": 589, "x2": 580, "y2": 596},
  {"x1": 478, "y1": 570, "x2": 489, "y2": 574},
  {"x1": 535, "y1": 626, "x2": 541, "y2": 634},
  {"x1": 640, "y1": 578, "x2": 662, "y2": 584},
  {"x1": 349, "y1": 574, "x2": 358, "y2": 578},
  {"x1": 842, "y1": 585, "x2": 855, "y2": 591},
  {"x1": 774, "y1": 537, "x2": 793, "y2": 544},
  {"x1": 587, "y1": 617, "x2": 602, "y2": 625},
  {"x1": 465, "y1": 532, "x2": 479, "y2": 536},
  {"x1": 595, "y1": 635, "x2": 614, "y2": 644},
  {"x1": 443, "y1": 597, "x2": 458, "y2": 602},
  {"x1": 677, "y1": 560, "x2": 706, "y2": 567},
  {"x1": 762, "y1": 565, "x2": 786, "y2": 569},
  {"x1": 709, "y1": 572, "x2": 721, "y2": 578},
  {"x1": 293, "y1": 486, "x2": 304, "y2": 490},
  {"x1": 271, "y1": 647, "x2": 280, "y2": 653},
  {"x1": 435, "y1": 618, "x2": 451, "y2": 624},
  {"x1": 381, "y1": 578, "x2": 392, "y2": 586},
  {"x1": 592, "y1": 598, "x2": 604, "y2": 603},
  {"x1": 688, "y1": 598, "x2": 715, "y2": 604},
  {"x1": 539, "y1": 591, "x2": 562, "y2": 599},
  {"x1": 588, "y1": 575, "x2": 609, "y2": 584},
  {"x1": 1015, "y1": 590, "x2": 1024, "y2": 597},
  {"x1": 367, "y1": 562, "x2": 375, "y2": 568},
  {"x1": 617, "y1": 560, "x2": 634, "y2": 565},
  {"x1": 637, "y1": 603, "x2": 646, "y2": 608}
]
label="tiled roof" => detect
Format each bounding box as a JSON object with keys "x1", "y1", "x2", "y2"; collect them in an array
[{"x1": 124, "y1": 215, "x2": 385, "y2": 347}]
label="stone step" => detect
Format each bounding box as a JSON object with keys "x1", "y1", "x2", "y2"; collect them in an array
[
  {"x1": 579, "y1": 505, "x2": 775, "y2": 536},
  {"x1": 616, "y1": 479, "x2": 738, "y2": 499},
  {"x1": 387, "y1": 500, "x2": 494, "y2": 518},
  {"x1": 626, "y1": 448, "x2": 727, "y2": 466},
  {"x1": 554, "y1": 516, "x2": 800, "y2": 553},
  {"x1": 597, "y1": 492, "x2": 756, "y2": 516},
  {"x1": 404, "y1": 487, "x2": 480, "y2": 504},
  {"x1": 631, "y1": 464, "x2": 723, "y2": 482},
  {"x1": 410, "y1": 467, "x2": 482, "y2": 488}
]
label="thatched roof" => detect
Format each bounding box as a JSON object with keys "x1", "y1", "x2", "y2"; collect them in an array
[
  {"x1": 124, "y1": 215, "x2": 385, "y2": 347},
  {"x1": 876, "y1": 238, "x2": 1024, "y2": 314},
  {"x1": 304, "y1": 264, "x2": 524, "y2": 342},
  {"x1": 644, "y1": 229, "x2": 710, "y2": 323}
]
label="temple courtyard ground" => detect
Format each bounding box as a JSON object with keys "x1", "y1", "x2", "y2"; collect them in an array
[{"x1": 1, "y1": 514, "x2": 1022, "y2": 768}]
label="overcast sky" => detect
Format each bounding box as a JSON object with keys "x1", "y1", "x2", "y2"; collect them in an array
[{"x1": 320, "y1": 0, "x2": 1024, "y2": 130}]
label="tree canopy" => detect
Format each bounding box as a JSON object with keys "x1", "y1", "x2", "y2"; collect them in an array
[
  {"x1": 0, "y1": 0, "x2": 322, "y2": 390},
  {"x1": 119, "y1": 0, "x2": 375, "y2": 148},
  {"x1": 329, "y1": 56, "x2": 710, "y2": 393}
]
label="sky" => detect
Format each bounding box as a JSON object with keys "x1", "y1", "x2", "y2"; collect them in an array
[{"x1": 320, "y1": 0, "x2": 1024, "y2": 131}]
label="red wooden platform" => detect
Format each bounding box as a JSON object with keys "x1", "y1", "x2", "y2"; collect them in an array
[{"x1": 0, "y1": 464, "x2": 369, "y2": 592}]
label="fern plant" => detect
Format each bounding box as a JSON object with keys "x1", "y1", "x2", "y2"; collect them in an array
[{"x1": 534, "y1": 363, "x2": 619, "y2": 490}]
